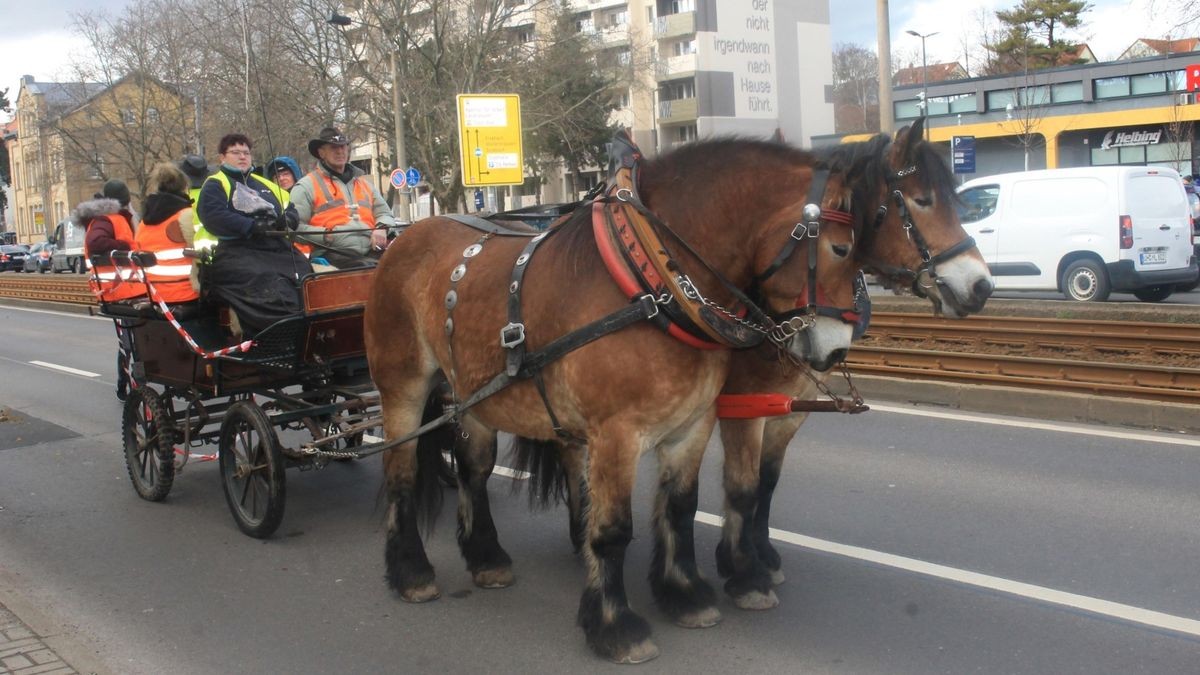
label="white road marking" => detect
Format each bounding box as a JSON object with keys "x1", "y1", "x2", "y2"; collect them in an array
[
  {"x1": 0, "y1": 304, "x2": 106, "y2": 320},
  {"x1": 29, "y1": 360, "x2": 101, "y2": 378},
  {"x1": 869, "y1": 404, "x2": 1200, "y2": 447},
  {"x1": 691, "y1": 510, "x2": 1200, "y2": 639}
]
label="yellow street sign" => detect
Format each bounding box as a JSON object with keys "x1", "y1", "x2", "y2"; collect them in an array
[{"x1": 457, "y1": 94, "x2": 524, "y2": 187}]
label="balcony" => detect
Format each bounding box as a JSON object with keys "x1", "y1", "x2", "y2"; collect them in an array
[
  {"x1": 596, "y1": 25, "x2": 630, "y2": 47},
  {"x1": 655, "y1": 53, "x2": 697, "y2": 80},
  {"x1": 654, "y1": 11, "x2": 695, "y2": 39},
  {"x1": 657, "y1": 97, "x2": 698, "y2": 125}
]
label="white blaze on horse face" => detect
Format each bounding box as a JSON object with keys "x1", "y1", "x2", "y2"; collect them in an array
[
  {"x1": 787, "y1": 317, "x2": 853, "y2": 371},
  {"x1": 932, "y1": 254, "x2": 994, "y2": 319}
]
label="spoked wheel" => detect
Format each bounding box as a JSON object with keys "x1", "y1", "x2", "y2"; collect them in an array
[
  {"x1": 123, "y1": 388, "x2": 177, "y2": 501},
  {"x1": 219, "y1": 401, "x2": 286, "y2": 538}
]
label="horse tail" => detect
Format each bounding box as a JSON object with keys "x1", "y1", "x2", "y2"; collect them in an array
[
  {"x1": 413, "y1": 373, "x2": 457, "y2": 533},
  {"x1": 509, "y1": 436, "x2": 569, "y2": 508}
]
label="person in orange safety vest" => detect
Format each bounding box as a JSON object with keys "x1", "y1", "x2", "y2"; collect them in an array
[
  {"x1": 290, "y1": 126, "x2": 399, "y2": 268},
  {"x1": 135, "y1": 162, "x2": 199, "y2": 304}
]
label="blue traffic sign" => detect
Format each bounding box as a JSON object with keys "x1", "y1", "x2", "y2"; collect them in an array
[
  {"x1": 952, "y1": 135, "x2": 976, "y2": 174},
  {"x1": 474, "y1": 189, "x2": 485, "y2": 211},
  {"x1": 389, "y1": 168, "x2": 407, "y2": 189},
  {"x1": 405, "y1": 167, "x2": 421, "y2": 186}
]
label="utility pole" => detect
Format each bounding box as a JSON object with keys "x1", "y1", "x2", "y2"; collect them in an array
[
  {"x1": 876, "y1": 0, "x2": 893, "y2": 134},
  {"x1": 906, "y1": 30, "x2": 937, "y2": 140}
]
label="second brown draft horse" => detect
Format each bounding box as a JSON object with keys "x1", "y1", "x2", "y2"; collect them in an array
[
  {"x1": 365, "y1": 135, "x2": 867, "y2": 663},
  {"x1": 518, "y1": 119, "x2": 994, "y2": 613}
]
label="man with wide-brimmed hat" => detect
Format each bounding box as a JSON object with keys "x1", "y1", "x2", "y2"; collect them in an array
[{"x1": 290, "y1": 126, "x2": 398, "y2": 268}]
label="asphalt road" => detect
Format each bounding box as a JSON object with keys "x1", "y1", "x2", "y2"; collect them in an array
[{"x1": 1, "y1": 305, "x2": 1198, "y2": 673}]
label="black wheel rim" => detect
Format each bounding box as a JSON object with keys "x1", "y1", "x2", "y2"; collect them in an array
[{"x1": 128, "y1": 394, "x2": 163, "y2": 489}]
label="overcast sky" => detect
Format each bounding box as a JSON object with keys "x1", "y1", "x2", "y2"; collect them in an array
[{"x1": 0, "y1": 0, "x2": 1190, "y2": 118}]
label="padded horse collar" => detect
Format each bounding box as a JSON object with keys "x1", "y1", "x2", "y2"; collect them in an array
[{"x1": 593, "y1": 165, "x2": 771, "y2": 350}]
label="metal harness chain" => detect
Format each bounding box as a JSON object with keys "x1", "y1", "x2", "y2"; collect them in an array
[{"x1": 677, "y1": 276, "x2": 778, "y2": 338}]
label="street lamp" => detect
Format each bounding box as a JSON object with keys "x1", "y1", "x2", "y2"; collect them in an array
[
  {"x1": 328, "y1": 11, "x2": 411, "y2": 222},
  {"x1": 906, "y1": 29, "x2": 938, "y2": 139}
]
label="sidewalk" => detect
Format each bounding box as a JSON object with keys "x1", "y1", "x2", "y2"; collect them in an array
[{"x1": 0, "y1": 602, "x2": 77, "y2": 675}]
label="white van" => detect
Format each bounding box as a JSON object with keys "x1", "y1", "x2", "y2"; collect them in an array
[{"x1": 957, "y1": 166, "x2": 1198, "y2": 302}]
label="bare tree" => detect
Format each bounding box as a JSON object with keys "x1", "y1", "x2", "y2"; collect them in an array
[{"x1": 832, "y1": 43, "x2": 878, "y2": 133}]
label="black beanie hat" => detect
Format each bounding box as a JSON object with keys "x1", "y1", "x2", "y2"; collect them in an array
[{"x1": 101, "y1": 179, "x2": 131, "y2": 207}]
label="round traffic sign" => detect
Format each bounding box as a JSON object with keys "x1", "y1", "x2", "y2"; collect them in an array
[
  {"x1": 405, "y1": 167, "x2": 421, "y2": 186},
  {"x1": 389, "y1": 168, "x2": 407, "y2": 189}
]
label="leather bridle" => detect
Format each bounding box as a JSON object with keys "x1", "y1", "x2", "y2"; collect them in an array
[{"x1": 862, "y1": 164, "x2": 978, "y2": 296}]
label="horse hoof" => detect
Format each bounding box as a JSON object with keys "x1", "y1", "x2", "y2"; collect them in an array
[
  {"x1": 733, "y1": 589, "x2": 779, "y2": 611},
  {"x1": 768, "y1": 568, "x2": 786, "y2": 586},
  {"x1": 472, "y1": 567, "x2": 515, "y2": 589},
  {"x1": 613, "y1": 639, "x2": 660, "y2": 664},
  {"x1": 675, "y1": 605, "x2": 722, "y2": 629},
  {"x1": 399, "y1": 583, "x2": 441, "y2": 603}
]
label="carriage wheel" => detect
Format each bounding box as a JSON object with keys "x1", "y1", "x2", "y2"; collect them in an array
[
  {"x1": 218, "y1": 401, "x2": 287, "y2": 538},
  {"x1": 122, "y1": 388, "x2": 176, "y2": 502}
]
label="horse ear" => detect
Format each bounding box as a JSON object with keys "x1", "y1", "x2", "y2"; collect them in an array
[{"x1": 893, "y1": 117, "x2": 925, "y2": 161}]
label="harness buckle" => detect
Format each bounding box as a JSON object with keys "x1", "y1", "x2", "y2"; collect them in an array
[
  {"x1": 637, "y1": 294, "x2": 661, "y2": 320},
  {"x1": 615, "y1": 188, "x2": 634, "y2": 202},
  {"x1": 790, "y1": 221, "x2": 820, "y2": 240},
  {"x1": 499, "y1": 322, "x2": 526, "y2": 349}
]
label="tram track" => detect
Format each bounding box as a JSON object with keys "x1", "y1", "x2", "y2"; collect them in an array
[{"x1": 1, "y1": 276, "x2": 1197, "y2": 405}]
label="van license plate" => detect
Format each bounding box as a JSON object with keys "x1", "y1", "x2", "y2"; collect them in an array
[{"x1": 1139, "y1": 251, "x2": 1167, "y2": 264}]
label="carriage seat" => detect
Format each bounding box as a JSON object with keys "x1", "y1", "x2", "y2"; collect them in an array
[{"x1": 100, "y1": 299, "x2": 206, "y2": 322}]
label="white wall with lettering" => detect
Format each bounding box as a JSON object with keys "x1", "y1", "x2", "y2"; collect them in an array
[{"x1": 700, "y1": 0, "x2": 778, "y2": 119}]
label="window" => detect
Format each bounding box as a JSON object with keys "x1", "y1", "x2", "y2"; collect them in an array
[
  {"x1": 1094, "y1": 76, "x2": 1129, "y2": 99},
  {"x1": 88, "y1": 153, "x2": 104, "y2": 180},
  {"x1": 1051, "y1": 81, "x2": 1083, "y2": 103},
  {"x1": 926, "y1": 96, "x2": 949, "y2": 116},
  {"x1": 121, "y1": 108, "x2": 136, "y2": 125},
  {"x1": 146, "y1": 107, "x2": 160, "y2": 123},
  {"x1": 894, "y1": 98, "x2": 923, "y2": 120},
  {"x1": 12, "y1": 162, "x2": 18, "y2": 190},
  {"x1": 948, "y1": 93, "x2": 977, "y2": 113},
  {"x1": 1091, "y1": 146, "x2": 1119, "y2": 165},
  {"x1": 672, "y1": 39, "x2": 696, "y2": 56},
  {"x1": 1019, "y1": 85, "x2": 1049, "y2": 107},
  {"x1": 514, "y1": 27, "x2": 533, "y2": 43},
  {"x1": 660, "y1": 79, "x2": 695, "y2": 101},
  {"x1": 669, "y1": 0, "x2": 695, "y2": 13},
  {"x1": 1119, "y1": 145, "x2": 1145, "y2": 164},
  {"x1": 603, "y1": 10, "x2": 627, "y2": 27},
  {"x1": 616, "y1": 89, "x2": 631, "y2": 108},
  {"x1": 675, "y1": 124, "x2": 697, "y2": 143},
  {"x1": 1170, "y1": 70, "x2": 1188, "y2": 91},
  {"x1": 957, "y1": 186, "x2": 1000, "y2": 223},
  {"x1": 1131, "y1": 72, "x2": 1169, "y2": 95},
  {"x1": 986, "y1": 89, "x2": 1016, "y2": 111}
]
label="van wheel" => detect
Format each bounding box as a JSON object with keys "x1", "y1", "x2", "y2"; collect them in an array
[
  {"x1": 72, "y1": 258, "x2": 84, "y2": 274},
  {"x1": 1062, "y1": 260, "x2": 1111, "y2": 302},
  {"x1": 1132, "y1": 285, "x2": 1173, "y2": 302}
]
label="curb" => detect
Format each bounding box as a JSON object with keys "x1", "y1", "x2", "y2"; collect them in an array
[
  {"x1": 0, "y1": 299, "x2": 93, "y2": 316},
  {"x1": 834, "y1": 374, "x2": 1200, "y2": 435},
  {"x1": 0, "y1": 570, "x2": 112, "y2": 675}
]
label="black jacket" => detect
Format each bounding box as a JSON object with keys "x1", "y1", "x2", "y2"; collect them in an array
[{"x1": 196, "y1": 166, "x2": 297, "y2": 241}]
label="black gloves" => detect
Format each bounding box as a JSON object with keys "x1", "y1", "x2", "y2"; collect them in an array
[
  {"x1": 278, "y1": 209, "x2": 299, "y2": 231},
  {"x1": 251, "y1": 211, "x2": 276, "y2": 236}
]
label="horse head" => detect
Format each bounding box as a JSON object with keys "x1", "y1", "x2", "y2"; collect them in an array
[
  {"x1": 633, "y1": 139, "x2": 872, "y2": 371},
  {"x1": 831, "y1": 118, "x2": 994, "y2": 318}
]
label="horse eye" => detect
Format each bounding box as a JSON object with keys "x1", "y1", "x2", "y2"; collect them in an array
[
  {"x1": 914, "y1": 196, "x2": 933, "y2": 208},
  {"x1": 832, "y1": 243, "x2": 851, "y2": 257}
]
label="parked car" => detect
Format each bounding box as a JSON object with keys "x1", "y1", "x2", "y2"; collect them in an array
[
  {"x1": 957, "y1": 166, "x2": 1199, "y2": 302},
  {"x1": 22, "y1": 241, "x2": 55, "y2": 273},
  {"x1": 0, "y1": 244, "x2": 31, "y2": 272},
  {"x1": 1178, "y1": 184, "x2": 1200, "y2": 293}
]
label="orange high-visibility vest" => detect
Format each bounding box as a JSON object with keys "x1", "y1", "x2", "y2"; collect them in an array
[
  {"x1": 134, "y1": 212, "x2": 199, "y2": 303},
  {"x1": 308, "y1": 170, "x2": 376, "y2": 231},
  {"x1": 86, "y1": 213, "x2": 147, "y2": 302}
]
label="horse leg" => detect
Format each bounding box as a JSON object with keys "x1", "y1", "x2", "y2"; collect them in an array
[
  {"x1": 453, "y1": 415, "x2": 514, "y2": 589},
  {"x1": 714, "y1": 418, "x2": 779, "y2": 610},
  {"x1": 648, "y1": 423, "x2": 721, "y2": 628},
  {"x1": 577, "y1": 429, "x2": 657, "y2": 664},
  {"x1": 561, "y1": 442, "x2": 589, "y2": 553},
  {"x1": 752, "y1": 413, "x2": 810, "y2": 586},
  {"x1": 381, "y1": 379, "x2": 442, "y2": 603}
]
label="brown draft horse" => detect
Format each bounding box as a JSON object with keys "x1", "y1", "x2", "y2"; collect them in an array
[
  {"x1": 365, "y1": 137, "x2": 867, "y2": 663},
  {"x1": 520, "y1": 119, "x2": 994, "y2": 610}
]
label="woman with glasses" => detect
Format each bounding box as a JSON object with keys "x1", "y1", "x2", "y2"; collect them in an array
[{"x1": 196, "y1": 133, "x2": 312, "y2": 337}]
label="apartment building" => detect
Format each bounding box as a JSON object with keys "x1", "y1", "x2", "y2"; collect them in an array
[{"x1": 7, "y1": 74, "x2": 195, "y2": 244}]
